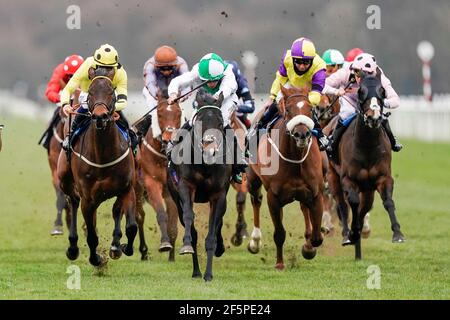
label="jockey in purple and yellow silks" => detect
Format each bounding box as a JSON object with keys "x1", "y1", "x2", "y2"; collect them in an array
[{"x1": 255, "y1": 37, "x2": 329, "y2": 150}]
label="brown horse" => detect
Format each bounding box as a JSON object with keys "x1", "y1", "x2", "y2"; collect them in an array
[
  {"x1": 57, "y1": 74, "x2": 138, "y2": 267},
  {"x1": 134, "y1": 91, "x2": 181, "y2": 261},
  {"x1": 230, "y1": 113, "x2": 249, "y2": 246},
  {"x1": 326, "y1": 74, "x2": 405, "y2": 260},
  {"x1": 247, "y1": 86, "x2": 324, "y2": 269}
]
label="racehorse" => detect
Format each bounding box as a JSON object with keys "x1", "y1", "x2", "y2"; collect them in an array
[
  {"x1": 326, "y1": 72, "x2": 405, "y2": 260},
  {"x1": 42, "y1": 110, "x2": 70, "y2": 235},
  {"x1": 247, "y1": 86, "x2": 324, "y2": 269},
  {"x1": 167, "y1": 90, "x2": 233, "y2": 281},
  {"x1": 57, "y1": 69, "x2": 137, "y2": 267},
  {"x1": 134, "y1": 91, "x2": 181, "y2": 261}
]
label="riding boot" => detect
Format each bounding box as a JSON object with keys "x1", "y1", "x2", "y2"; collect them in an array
[
  {"x1": 257, "y1": 101, "x2": 279, "y2": 131},
  {"x1": 326, "y1": 120, "x2": 346, "y2": 162},
  {"x1": 313, "y1": 121, "x2": 329, "y2": 151},
  {"x1": 134, "y1": 113, "x2": 152, "y2": 138},
  {"x1": 116, "y1": 111, "x2": 139, "y2": 154},
  {"x1": 62, "y1": 108, "x2": 87, "y2": 151},
  {"x1": 225, "y1": 124, "x2": 247, "y2": 184},
  {"x1": 382, "y1": 119, "x2": 403, "y2": 152}
]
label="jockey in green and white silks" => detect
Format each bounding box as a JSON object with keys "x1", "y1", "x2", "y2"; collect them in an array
[{"x1": 168, "y1": 53, "x2": 238, "y2": 128}]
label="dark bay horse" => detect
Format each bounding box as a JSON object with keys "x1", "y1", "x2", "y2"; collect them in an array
[
  {"x1": 57, "y1": 73, "x2": 137, "y2": 267},
  {"x1": 326, "y1": 73, "x2": 405, "y2": 260},
  {"x1": 247, "y1": 86, "x2": 324, "y2": 269},
  {"x1": 167, "y1": 91, "x2": 233, "y2": 281},
  {"x1": 135, "y1": 91, "x2": 181, "y2": 261}
]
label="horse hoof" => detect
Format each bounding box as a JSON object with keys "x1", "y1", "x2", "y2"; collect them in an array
[
  {"x1": 158, "y1": 242, "x2": 173, "y2": 252},
  {"x1": 179, "y1": 245, "x2": 194, "y2": 255},
  {"x1": 321, "y1": 226, "x2": 330, "y2": 235},
  {"x1": 203, "y1": 274, "x2": 213, "y2": 282},
  {"x1": 121, "y1": 244, "x2": 134, "y2": 256},
  {"x1": 342, "y1": 236, "x2": 352, "y2": 246},
  {"x1": 109, "y1": 246, "x2": 123, "y2": 260},
  {"x1": 51, "y1": 225, "x2": 64, "y2": 236},
  {"x1": 231, "y1": 234, "x2": 243, "y2": 247},
  {"x1": 275, "y1": 263, "x2": 285, "y2": 270},
  {"x1": 141, "y1": 253, "x2": 150, "y2": 261},
  {"x1": 301, "y1": 246, "x2": 317, "y2": 260},
  {"x1": 362, "y1": 229, "x2": 371, "y2": 239},
  {"x1": 215, "y1": 242, "x2": 225, "y2": 257},
  {"x1": 311, "y1": 238, "x2": 323, "y2": 247},
  {"x1": 90, "y1": 253, "x2": 108, "y2": 267},
  {"x1": 247, "y1": 242, "x2": 260, "y2": 254},
  {"x1": 392, "y1": 234, "x2": 406, "y2": 243},
  {"x1": 192, "y1": 271, "x2": 202, "y2": 278},
  {"x1": 66, "y1": 247, "x2": 79, "y2": 261}
]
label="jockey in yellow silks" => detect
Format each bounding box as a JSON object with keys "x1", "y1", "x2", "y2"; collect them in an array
[{"x1": 60, "y1": 44, "x2": 138, "y2": 151}]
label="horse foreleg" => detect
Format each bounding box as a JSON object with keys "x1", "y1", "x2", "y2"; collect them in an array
[
  {"x1": 145, "y1": 177, "x2": 172, "y2": 252},
  {"x1": 121, "y1": 186, "x2": 138, "y2": 257},
  {"x1": 178, "y1": 183, "x2": 195, "y2": 255},
  {"x1": 300, "y1": 203, "x2": 316, "y2": 260},
  {"x1": 65, "y1": 195, "x2": 80, "y2": 261},
  {"x1": 328, "y1": 167, "x2": 350, "y2": 244},
  {"x1": 342, "y1": 177, "x2": 362, "y2": 259},
  {"x1": 247, "y1": 168, "x2": 263, "y2": 254},
  {"x1": 267, "y1": 192, "x2": 285, "y2": 270},
  {"x1": 377, "y1": 176, "x2": 405, "y2": 243},
  {"x1": 81, "y1": 199, "x2": 106, "y2": 267},
  {"x1": 307, "y1": 193, "x2": 325, "y2": 248},
  {"x1": 135, "y1": 181, "x2": 149, "y2": 261},
  {"x1": 163, "y1": 192, "x2": 178, "y2": 262},
  {"x1": 204, "y1": 193, "x2": 227, "y2": 282},
  {"x1": 191, "y1": 224, "x2": 201, "y2": 278},
  {"x1": 231, "y1": 190, "x2": 248, "y2": 247}
]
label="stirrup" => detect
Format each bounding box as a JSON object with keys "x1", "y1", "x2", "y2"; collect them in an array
[
  {"x1": 318, "y1": 136, "x2": 329, "y2": 151},
  {"x1": 232, "y1": 173, "x2": 243, "y2": 184},
  {"x1": 62, "y1": 136, "x2": 70, "y2": 151},
  {"x1": 393, "y1": 140, "x2": 403, "y2": 152}
]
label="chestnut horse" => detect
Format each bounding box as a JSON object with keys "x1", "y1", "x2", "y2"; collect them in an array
[
  {"x1": 326, "y1": 73, "x2": 405, "y2": 260},
  {"x1": 134, "y1": 91, "x2": 181, "y2": 261},
  {"x1": 247, "y1": 86, "x2": 324, "y2": 269},
  {"x1": 58, "y1": 74, "x2": 137, "y2": 267}
]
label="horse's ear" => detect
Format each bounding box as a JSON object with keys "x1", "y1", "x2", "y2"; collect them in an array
[
  {"x1": 358, "y1": 85, "x2": 369, "y2": 102},
  {"x1": 215, "y1": 92, "x2": 224, "y2": 107},
  {"x1": 280, "y1": 86, "x2": 289, "y2": 103},
  {"x1": 375, "y1": 67, "x2": 382, "y2": 81},
  {"x1": 277, "y1": 98, "x2": 285, "y2": 115},
  {"x1": 88, "y1": 67, "x2": 95, "y2": 80}
]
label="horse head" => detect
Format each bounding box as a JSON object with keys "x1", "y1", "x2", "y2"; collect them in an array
[
  {"x1": 156, "y1": 90, "x2": 181, "y2": 144},
  {"x1": 193, "y1": 88, "x2": 224, "y2": 163},
  {"x1": 316, "y1": 93, "x2": 340, "y2": 126},
  {"x1": 279, "y1": 86, "x2": 315, "y2": 149},
  {"x1": 357, "y1": 70, "x2": 385, "y2": 129},
  {"x1": 87, "y1": 67, "x2": 115, "y2": 130}
]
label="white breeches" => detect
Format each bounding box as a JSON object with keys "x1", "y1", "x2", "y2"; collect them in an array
[{"x1": 338, "y1": 96, "x2": 358, "y2": 121}]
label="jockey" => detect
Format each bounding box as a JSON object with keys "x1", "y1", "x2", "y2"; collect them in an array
[
  {"x1": 141, "y1": 45, "x2": 189, "y2": 138},
  {"x1": 255, "y1": 37, "x2": 329, "y2": 150},
  {"x1": 39, "y1": 54, "x2": 84, "y2": 150},
  {"x1": 323, "y1": 52, "x2": 403, "y2": 160},
  {"x1": 167, "y1": 52, "x2": 247, "y2": 183},
  {"x1": 60, "y1": 44, "x2": 138, "y2": 152},
  {"x1": 322, "y1": 49, "x2": 345, "y2": 77},
  {"x1": 225, "y1": 60, "x2": 255, "y2": 129}
]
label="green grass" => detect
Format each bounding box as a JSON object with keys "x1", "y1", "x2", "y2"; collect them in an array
[{"x1": 0, "y1": 116, "x2": 449, "y2": 299}]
